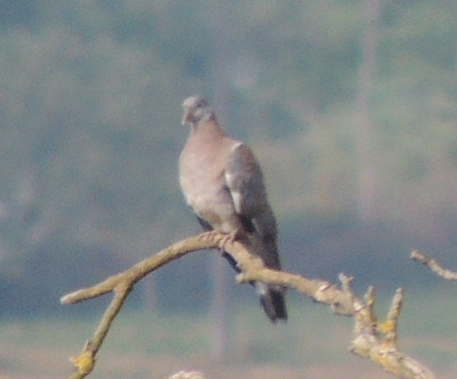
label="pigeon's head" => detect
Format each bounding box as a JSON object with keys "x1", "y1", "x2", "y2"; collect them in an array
[{"x1": 182, "y1": 95, "x2": 212, "y2": 125}]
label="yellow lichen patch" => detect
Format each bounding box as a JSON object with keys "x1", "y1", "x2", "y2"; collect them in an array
[
  {"x1": 70, "y1": 350, "x2": 95, "y2": 375},
  {"x1": 378, "y1": 319, "x2": 395, "y2": 334}
]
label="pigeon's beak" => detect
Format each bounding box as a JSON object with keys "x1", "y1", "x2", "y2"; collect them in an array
[{"x1": 181, "y1": 110, "x2": 190, "y2": 125}]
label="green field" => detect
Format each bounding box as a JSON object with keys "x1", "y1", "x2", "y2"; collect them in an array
[{"x1": 0, "y1": 289, "x2": 456, "y2": 379}]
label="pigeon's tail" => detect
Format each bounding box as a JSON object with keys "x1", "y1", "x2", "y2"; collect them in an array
[
  {"x1": 221, "y1": 250, "x2": 287, "y2": 323},
  {"x1": 258, "y1": 283, "x2": 287, "y2": 323}
]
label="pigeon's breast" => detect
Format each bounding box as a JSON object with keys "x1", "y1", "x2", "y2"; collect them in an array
[{"x1": 179, "y1": 139, "x2": 241, "y2": 232}]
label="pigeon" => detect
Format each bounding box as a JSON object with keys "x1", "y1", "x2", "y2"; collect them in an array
[{"x1": 178, "y1": 95, "x2": 287, "y2": 322}]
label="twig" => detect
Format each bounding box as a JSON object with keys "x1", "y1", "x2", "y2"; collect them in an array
[{"x1": 411, "y1": 249, "x2": 457, "y2": 280}]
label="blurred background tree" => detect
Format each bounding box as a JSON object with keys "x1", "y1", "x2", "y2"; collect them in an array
[{"x1": 0, "y1": 1, "x2": 457, "y2": 337}]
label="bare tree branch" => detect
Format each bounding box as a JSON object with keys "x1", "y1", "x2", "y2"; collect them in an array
[
  {"x1": 62, "y1": 232, "x2": 435, "y2": 379},
  {"x1": 63, "y1": 233, "x2": 218, "y2": 379},
  {"x1": 411, "y1": 249, "x2": 457, "y2": 280}
]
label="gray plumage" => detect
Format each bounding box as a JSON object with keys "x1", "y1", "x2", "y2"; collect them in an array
[{"x1": 179, "y1": 95, "x2": 287, "y2": 323}]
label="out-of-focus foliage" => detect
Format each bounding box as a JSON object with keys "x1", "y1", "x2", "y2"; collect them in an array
[{"x1": 1, "y1": 0, "x2": 457, "y2": 316}]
